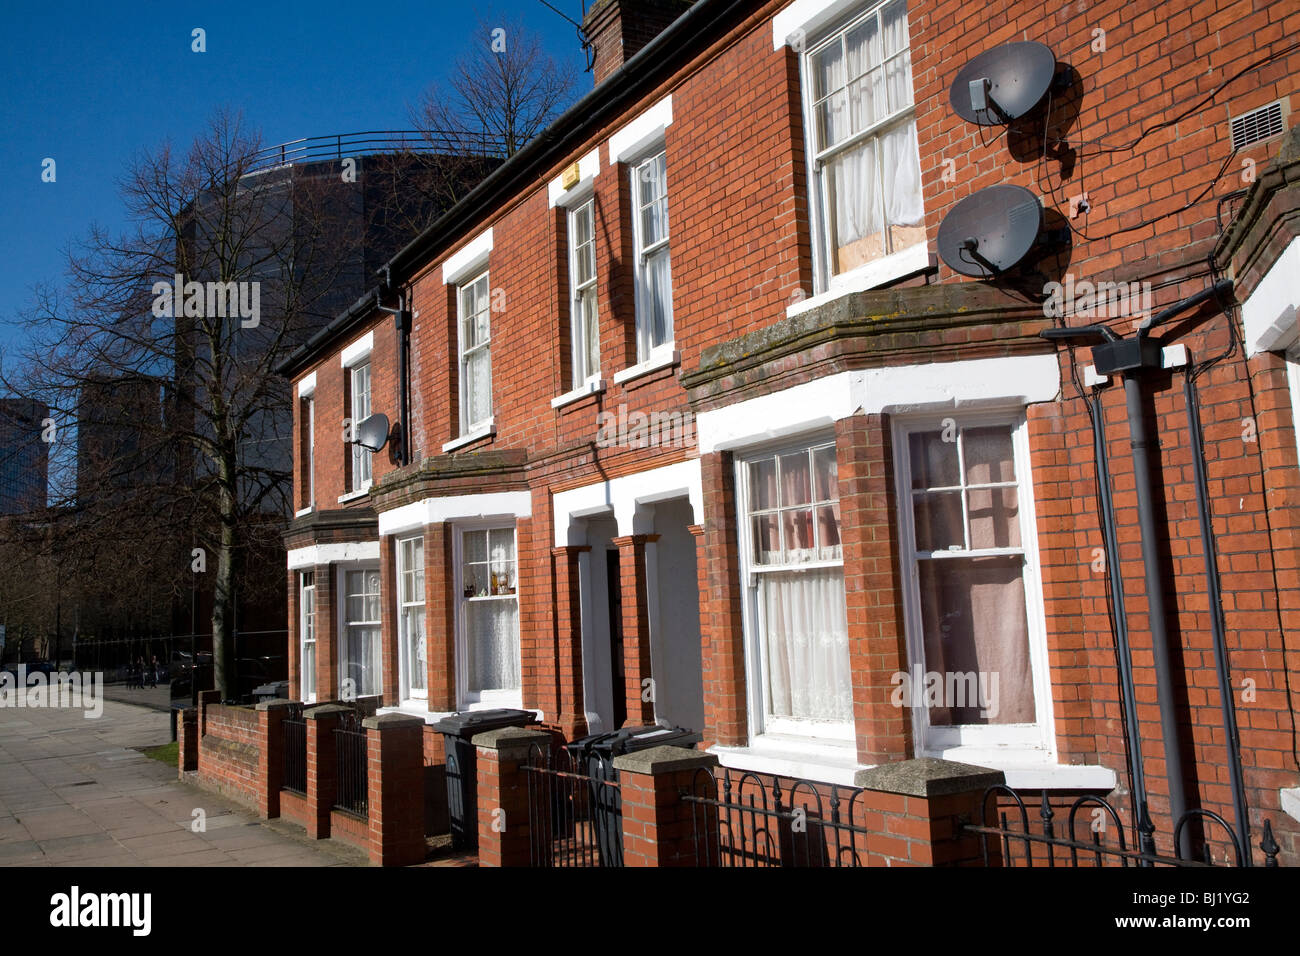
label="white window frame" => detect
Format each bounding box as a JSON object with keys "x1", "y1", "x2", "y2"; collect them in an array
[
  {"x1": 397, "y1": 535, "x2": 427, "y2": 707},
  {"x1": 569, "y1": 197, "x2": 600, "y2": 387},
  {"x1": 799, "y1": 0, "x2": 925, "y2": 294},
  {"x1": 299, "y1": 570, "x2": 317, "y2": 704},
  {"x1": 350, "y1": 363, "x2": 372, "y2": 493},
  {"x1": 305, "y1": 396, "x2": 315, "y2": 509},
  {"x1": 735, "y1": 432, "x2": 854, "y2": 745},
  {"x1": 630, "y1": 148, "x2": 674, "y2": 363},
  {"x1": 337, "y1": 562, "x2": 382, "y2": 700},
  {"x1": 1286, "y1": 345, "x2": 1300, "y2": 466},
  {"x1": 891, "y1": 408, "x2": 1055, "y2": 759},
  {"x1": 453, "y1": 521, "x2": 522, "y2": 710},
  {"x1": 457, "y1": 271, "x2": 493, "y2": 435}
]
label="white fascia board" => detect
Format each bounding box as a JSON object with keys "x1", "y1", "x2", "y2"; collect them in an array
[
  {"x1": 607, "y1": 95, "x2": 673, "y2": 165},
  {"x1": 378, "y1": 491, "x2": 534, "y2": 537},
  {"x1": 552, "y1": 458, "x2": 703, "y2": 546},
  {"x1": 297, "y1": 371, "x2": 317, "y2": 398},
  {"x1": 856, "y1": 352, "x2": 1061, "y2": 415},
  {"x1": 772, "y1": 0, "x2": 865, "y2": 50},
  {"x1": 548, "y1": 149, "x2": 601, "y2": 208},
  {"x1": 1241, "y1": 235, "x2": 1300, "y2": 355},
  {"x1": 695, "y1": 353, "x2": 1061, "y2": 455},
  {"x1": 287, "y1": 541, "x2": 380, "y2": 570},
  {"x1": 441, "y1": 228, "x2": 494, "y2": 286},
  {"x1": 340, "y1": 331, "x2": 374, "y2": 368},
  {"x1": 696, "y1": 372, "x2": 858, "y2": 454}
]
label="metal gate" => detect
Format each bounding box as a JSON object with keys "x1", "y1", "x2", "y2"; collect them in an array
[
  {"x1": 333, "y1": 711, "x2": 368, "y2": 818},
  {"x1": 282, "y1": 702, "x2": 307, "y2": 794},
  {"x1": 682, "y1": 767, "x2": 870, "y2": 866},
  {"x1": 965, "y1": 785, "x2": 1281, "y2": 867},
  {"x1": 523, "y1": 744, "x2": 623, "y2": 867}
]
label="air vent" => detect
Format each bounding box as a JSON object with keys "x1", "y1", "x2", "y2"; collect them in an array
[{"x1": 1230, "y1": 100, "x2": 1286, "y2": 150}]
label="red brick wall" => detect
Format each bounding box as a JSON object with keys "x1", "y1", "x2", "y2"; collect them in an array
[
  {"x1": 279, "y1": 0, "x2": 1300, "y2": 864},
  {"x1": 196, "y1": 703, "x2": 262, "y2": 809}
]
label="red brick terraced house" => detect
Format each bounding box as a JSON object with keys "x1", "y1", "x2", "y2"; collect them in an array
[{"x1": 274, "y1": 0, "x2": 1300, "y2": 865}]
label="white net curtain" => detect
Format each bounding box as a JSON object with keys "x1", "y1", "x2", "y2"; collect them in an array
[{"x1": 812, "y1": 0, "x2": 924, "y2": 275}]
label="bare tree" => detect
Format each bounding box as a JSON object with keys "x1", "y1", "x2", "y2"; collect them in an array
[
  {"x1": 2, "y1": 109, "x2": 354, "y2": 698},
  {"x1": 414, "y1": 12, "x2": 579, "y2": 162}
]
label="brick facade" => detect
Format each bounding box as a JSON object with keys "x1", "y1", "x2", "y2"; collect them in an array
[{"x1": 272, "y1": 0, "x2": 1300, "y2": 865}]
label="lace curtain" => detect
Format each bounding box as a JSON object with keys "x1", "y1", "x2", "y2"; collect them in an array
[
  {"x1": 818, "y1": 0, "x2": 923, "y2": 273},
  {"x1": 467, "y1": 600, "x2": 519, "y2": 692},
  {"x1": 762, "y1": 568, "x2": 852, "y2": 722}
]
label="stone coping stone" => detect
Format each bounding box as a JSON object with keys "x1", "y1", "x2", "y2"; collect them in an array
[
  {"x1": 362, "y1": 713, "x2": 425, "y2": 730},
  {"x1": 255, "y1": 699, "x2": 297, "y2": 712},
  {"x1": 612, "y1": 745, "x2": 718, "y2": 776},
  {"x1": 470, "y1": 726, "x2": 551, "y2": 750},
  {"x1": 304, "y1": 703, "x2": 354, "y2": 719},
  {"x1": 854, "y1": 758, "x2": 1004, "y2": 797}
]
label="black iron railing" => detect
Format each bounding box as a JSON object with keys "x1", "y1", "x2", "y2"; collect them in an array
[
  {"x1": 965, "y1": 786, "x2": 1281, "y2": 867},
  {"x1": 682, "y1": 767, "x2": 870, "y2": 867},
  {"x1": 333, "y1": 712, "x2": 368, "y2": 818},
  {"x1": 282, "y1": 703, "x2": 306, "y2": 795},
  {"x1": 523, "y1": 743, "x2": 623, "y2": 867},
  {"x1": 244, "y1": 130, "x2": 507, "y2": 176}
]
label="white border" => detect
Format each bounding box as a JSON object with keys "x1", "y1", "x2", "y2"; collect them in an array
[
  {"x1": 297, "y1": 371, "x2": 317, "y2": 397},
  {"x1": 787, "y1": 245, "x2": 932, "y2": 317},
  {"x1": 608, "y1": 95, "x2": 673, "y2": 165},
  {"x1": 340, "y1": 331, "x2": 373, "y2": 368},
  {"x1": 695, "y1": 353, "x2": 1061, "y2": 454},
  {"x1": 612, "y1": 349, "x2": 680, "y2": 385},
  {"x1": 442, "y1": 419, "x2": 496, "y2": 453},
  {"x1": 1242, "y1": 235, "x2": 1300, "y2": 355},
  {"x1": 552, "y1": 459, "x2": 703, "y2": 546},
  {"x1": 287, "y1": 541, "x2": 380, "y2": 570},
  {"x1": 379, "y1": 491, "x2": 533, "y2": 537},
  {"x1": 441, "y1": 228, "x2": 494, "y2": 286},
  {"x1": 551, "y1": 378, "x2": 606, "y2": 409},
  {"x1": 771, "y1": 0, "x2": 867, "y2": 50},
  {"x1": 548, "y1": 149, "x2": 601, "y2": 208}
]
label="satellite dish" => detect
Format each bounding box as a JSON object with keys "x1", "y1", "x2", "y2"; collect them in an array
[
  {"x1": 937, "y1": 184, "x2": 1043, "y2": 278},
  {"x1": 950, "y1": 41, "x2": 1056, "y2": 126},
  {"x1": 354, "y1": 412, "x2": 390, "y2": 452}
]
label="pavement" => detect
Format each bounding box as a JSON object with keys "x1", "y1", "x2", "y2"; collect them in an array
[{"x1": 0, "y1": 693, "x2": 370, "y2": 867}]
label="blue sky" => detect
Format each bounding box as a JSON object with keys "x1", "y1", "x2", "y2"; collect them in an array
[{"x1": 0, "y1": 0, "x2": 589, "y2": 359}]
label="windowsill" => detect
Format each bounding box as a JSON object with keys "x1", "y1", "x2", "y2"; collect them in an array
[
  {"x1": 710, "y1": 738, "x2": 865, "y2": 787},
  {"x1": 551, "y1": 378, "x2": 605, "y2": 409},
  {"x1": 923, "y1": 747, "x2": 1118, "y2": 791},
  {"x1": 613, "y1": 349, "x2": 680, "y2": 386},
  {"x1": 442, "y1": 420, "x2": 496, "y2": 453},
  {"x1": 376, "y1": 703, "x2": 452, "y2": 725},
  {"x1": 788, "y1": 243, "x2": 933, "y2": 318},
  {"x1": 294, "y1": 506, "x2": 313, "y2": 518},
  {"x1": 337, "y1": 486, "x2": 369, "y2": 504}
]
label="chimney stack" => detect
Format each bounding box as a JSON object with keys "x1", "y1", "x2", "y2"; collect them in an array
[{"x1": 582, "y1": 0, "x2": 695, "y2": 86}]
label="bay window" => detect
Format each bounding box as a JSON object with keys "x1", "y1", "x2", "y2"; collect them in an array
[
  {"x1": 299, "y1": 571, "x2": 316, "y2": 704},
  {"x1": 340, "y1": 566, "x2": 381, "y2": 700},
  {"x1": 397, "y1": 536, "x2": 427, "y2": 705},
  {"x1": 893, "y1": 412, "x2": 1051, "y2": 755},
  {"x1": 456, "y1": 525, "x2": 521, "y2": 707},
  {"x1": 458, "y1": 271, "x2": 493, "y2": 434},
  {"x1": 738, "y1": 438, "x2": 852, "y2": 740},
  {"x1": 803, "y1": 0, "x2": 924, "y2": 288}
]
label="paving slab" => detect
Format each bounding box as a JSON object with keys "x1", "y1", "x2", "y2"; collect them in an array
[{"x1": 0, "y1": 695, "x2": 368, "y2": 867}]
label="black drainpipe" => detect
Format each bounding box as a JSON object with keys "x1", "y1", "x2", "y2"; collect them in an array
[
  {"x1": 1089, "y1": 384, "x2": 1156, "y2": 857},
  {"x1": 377, "y1": 267, "x2": 412, "y2": 467},
  {"x1": 1182, "y1": 355, "x2": 1252, "y2": 862},
  {"x1": 1041, "y1": 278, "x2": 1232, "y2": 859}
]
